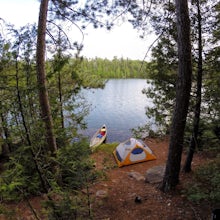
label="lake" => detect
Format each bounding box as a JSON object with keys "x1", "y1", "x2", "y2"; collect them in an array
[{"x1": 79, "y1": 79, "x2": 153, "y2": 142}]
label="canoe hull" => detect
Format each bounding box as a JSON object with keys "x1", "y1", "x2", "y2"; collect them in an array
[{"x1": 90, "y1": 125, "x2": 107, "y2": 149}]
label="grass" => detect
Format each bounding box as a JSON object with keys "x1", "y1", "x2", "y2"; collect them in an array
[{"x1": 93, "y1": 142, "x2": 119, "y2": 154}]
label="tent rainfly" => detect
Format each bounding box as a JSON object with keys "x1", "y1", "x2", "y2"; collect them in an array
[{"x1": 113, "y1": 138, "x2": 156, "y2": 167}]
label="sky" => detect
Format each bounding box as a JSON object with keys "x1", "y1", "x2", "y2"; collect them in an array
[{"x1": 0, "y1": 0, "x2": 155, "y2": 61}]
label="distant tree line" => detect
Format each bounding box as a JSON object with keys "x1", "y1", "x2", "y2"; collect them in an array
[{"x1": 79, "y1": 57, "x2": 149, "y2": 79}]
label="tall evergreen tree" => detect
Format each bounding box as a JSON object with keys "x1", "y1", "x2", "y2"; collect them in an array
[
  {"x1": 36, "y1": 0, "x2": 57, "y2": 154},
  {"x1": 0, "y1": 34, "x2": 12, "y2": 155},
  {"x1": 160, "y1": 0, "x2": 192, "y2": 192},
  {"x1": 35, "y1": 0, "x2": 119, "y2": 154},
  {"x1": 183, "y1": 0, "x2": 203, "y2": 172},
  {"x1": 202, "y1": 1, "x2": 220, "y2": 143}
]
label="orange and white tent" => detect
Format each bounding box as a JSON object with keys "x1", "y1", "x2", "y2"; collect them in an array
[{"x1": 113, "y1": 138, "x2": 156, "y2": 167}]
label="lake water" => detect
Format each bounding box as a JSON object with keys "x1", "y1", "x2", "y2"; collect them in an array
[{"x1": 79, "y1": 79, "x2": 153, "y2": 142}]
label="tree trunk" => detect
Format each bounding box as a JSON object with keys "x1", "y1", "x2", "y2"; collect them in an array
[
  {"x1": 0, "y1": 110, "x2": 12, "y2": 153},
  {"x1": 57, "y1": 43, "x2": 64, "y2": 129},
  {"x1": 36, "y1": 0, "x2": 57, "y2": 154},
  {"x1": 15, "y1": 54, "x2": 32, "y2": 146},
  {"x1": 159, "y1": 0, "x2": 192, "y2": 192},
  {"x1": 58, "y1": 71, "x2": 64, "y2": 129},
  {"x1": 0, "y1": 128, "x2": 10, "y2": 157},
  {"x1": 183, "y1": 0, "x2": 202, "y2": 172}
]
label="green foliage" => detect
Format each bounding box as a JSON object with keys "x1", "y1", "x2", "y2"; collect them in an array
[
  {"x1": 141, "y1": 44, "x2": 177, "y2": 134},
  {"x1": 0, "y1": 146, "x2": 42, "y2": 201},
  {"x1": 42, "y1": 140, "x2": 97, "y2": 219},
  {"x1": 136, "y1": 0, "x2": 220, "y2": 146},
  {"x1": 0, "y1": 204, "x2": 15, "y2": 219},
  {"x1": 136, "y1": 4, "x2": 178, "y2": 134},
  {"x1": 43, "y1": 191, "x2": 92, "y2": 220},
  {"x1": 79, "y1": 57, "x2": 149, "y2": 80},
  {"x1": 199, "y1": 120, "x2": 220, "y2": 149},
  {"x1": 56, "y1": 140, "x2": 97, "y2": 189},
  {"x1": 0, "y1": 138, "x2": 96, "y2": 200},
  {"x1": 184, "y1": 118, "x2": 220, "y2": 151},
  {"x1": 94, "y1": 142, "x2": 118, "y2": 154},
  {"x1": 78, "y1": 70, "x2": 106, "y2": 88},
  {"x1": 132, "y1": 123, "x2": 166, "y2": 139},
  {"x1": 184, "y1": 156, "x2": 220, "y2": 205},
  {"x1": 0, "y1": 22, "x2": 98, "y2": 219},
  {"x1": 0, "y1": 138, "x2": 100, "y2": 220}
]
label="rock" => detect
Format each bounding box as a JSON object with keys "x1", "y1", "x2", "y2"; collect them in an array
[
  {"x1": 145, "y1": 165, "x2": 165, "y2": 183},
  {"x1": 128, "y1": 171, "x2": 145, "y2": 181},
  {"x1": 96, "y1": 190, "x2": 108, "y2": 199},
  {"x1": 135, "y1": 196, "x2": 142, "y2": 204}
]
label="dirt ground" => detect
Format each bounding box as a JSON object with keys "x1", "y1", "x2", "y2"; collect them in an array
[
  {"x1": 0, "y1": 137, "x2": 214, "y2": 220},
  {"x1": 90, "y1": 137, "x2": 212, "y2": 220}
]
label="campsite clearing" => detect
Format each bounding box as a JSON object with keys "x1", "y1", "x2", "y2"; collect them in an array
[
  {"x1": 1, "y1": 137, "x2": 215, "y2": 219},
  {"x1": 91, "y1": 136, "x2": 213, "y2": 220}
]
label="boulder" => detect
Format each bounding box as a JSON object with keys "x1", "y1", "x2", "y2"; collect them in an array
[
  {"x1": 128, "y1": 171, "x2": 145, "y2": 181},
  {"x1": 96, "y1": 190, "x2": 108, "y2": 199},
  {"x1": 145, "y1": 165, "x2": 165, "y2": 184}
]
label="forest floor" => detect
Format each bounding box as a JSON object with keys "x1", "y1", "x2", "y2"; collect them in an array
[
  {"x1": 90, "y1": 136, "x2": 213, "y2": 220},
  {"x1": 0, "y1": 136, "x2": 216, "y2": 220}
]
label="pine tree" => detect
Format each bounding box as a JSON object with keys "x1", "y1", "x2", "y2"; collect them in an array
[{"x1": 160, "y1": 0, "x2": 192, "y2": 192}]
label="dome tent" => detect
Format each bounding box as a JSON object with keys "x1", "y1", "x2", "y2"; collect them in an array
[{"x1": 113, "y1": 138, "x2": 156, "y2": 167}]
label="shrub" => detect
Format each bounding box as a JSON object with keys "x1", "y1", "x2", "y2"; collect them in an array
[
  {"x1": 43, "y1": 191, "x2": 92, "y2": 220},
  {"x1": 185, "y1": 156, "x2": 220, "y2": 205},
  {"x1": 0, "y1": 145, "x2": 42, "y2": 201}
]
